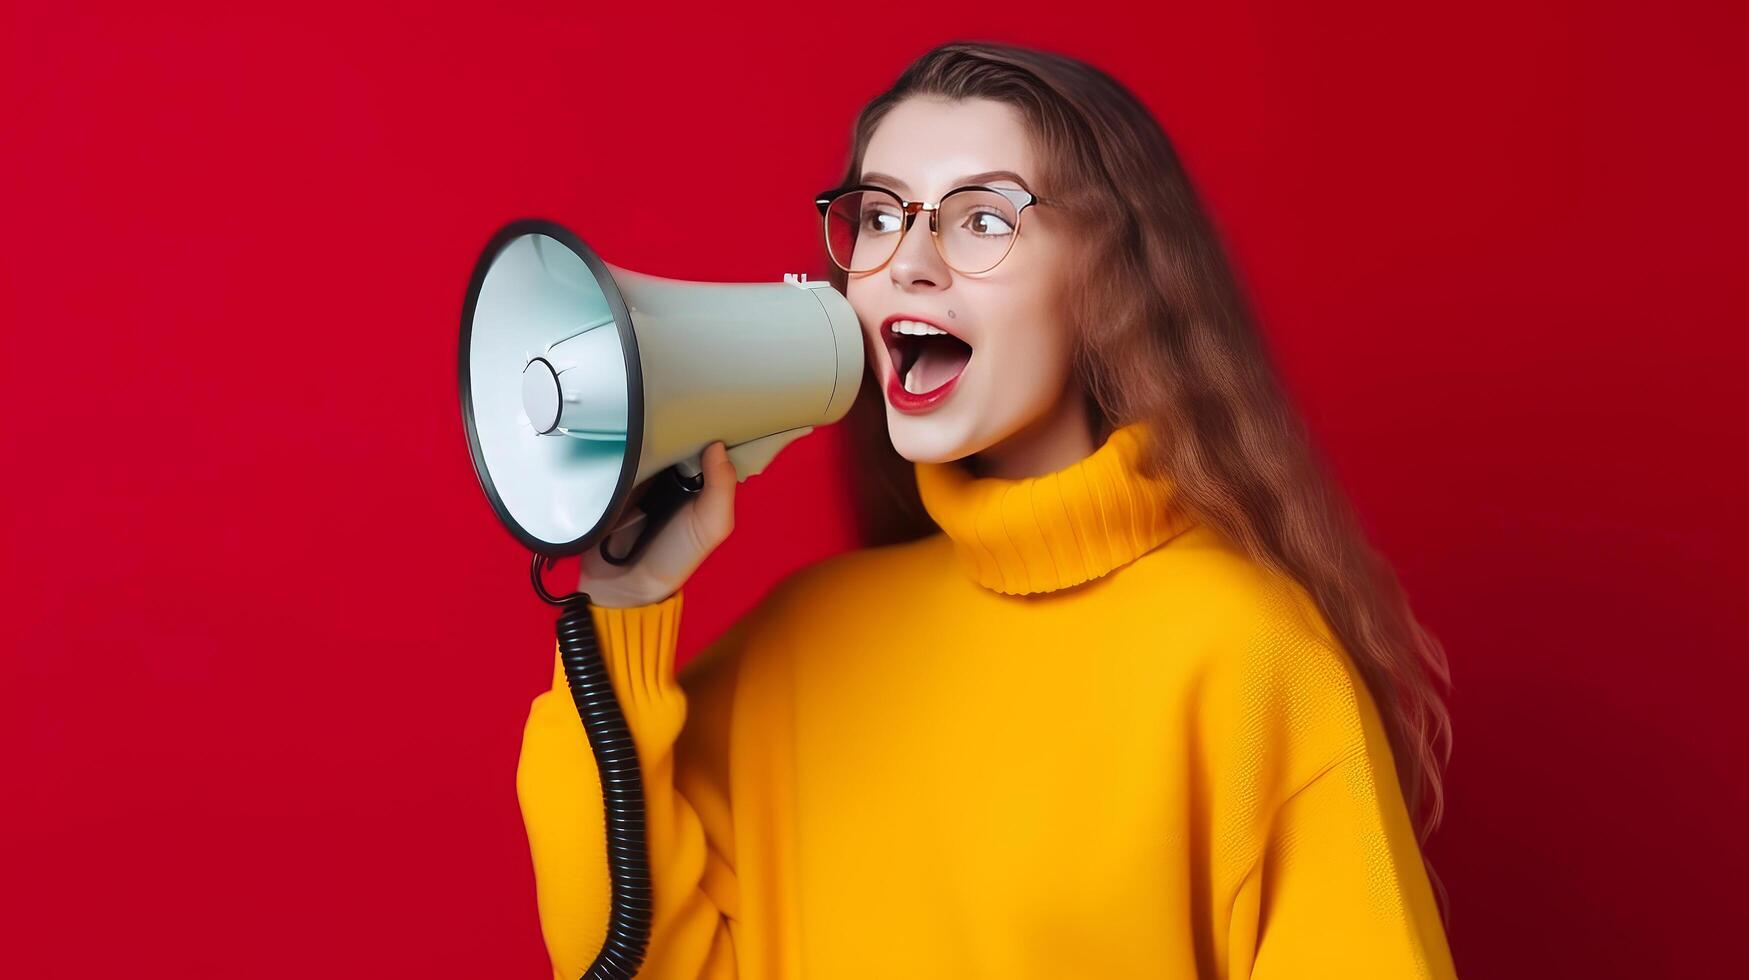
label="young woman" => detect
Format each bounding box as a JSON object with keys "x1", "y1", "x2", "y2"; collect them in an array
[{"x1": 517, "y1": 41, "x2": 1457, "y2": 979}]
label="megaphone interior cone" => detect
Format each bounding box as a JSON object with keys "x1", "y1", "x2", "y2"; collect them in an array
[{"x1": 460, "y1": 220, "x2": 643, "y2": 558}]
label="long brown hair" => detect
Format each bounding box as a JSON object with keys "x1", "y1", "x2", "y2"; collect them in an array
[{"x1": 824, "y1": 41, "x2": 1454, "y2": 871}]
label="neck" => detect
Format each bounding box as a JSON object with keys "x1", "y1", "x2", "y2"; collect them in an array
[
  {"x1": 966, "y1": 386, "x2": 1101, "y2": 480},
  {"x1": 914, "y1": 418, "x2": 1197, "y2": 595}
]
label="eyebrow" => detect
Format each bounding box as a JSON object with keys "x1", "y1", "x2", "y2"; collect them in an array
[{"x1": 859, "y1": 170, "x2": 1034, "y2": 195}]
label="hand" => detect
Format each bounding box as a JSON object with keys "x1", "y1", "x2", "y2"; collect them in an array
[{"x1": 578, "y1": 441, "x2": 738, "y2": 608}]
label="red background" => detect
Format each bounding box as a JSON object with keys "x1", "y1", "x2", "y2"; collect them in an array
[{"x1": 4, "y1": 2, "x2": 1743, "y2": 976}]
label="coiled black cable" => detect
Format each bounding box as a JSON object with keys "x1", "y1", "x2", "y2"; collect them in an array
[
  {"x1": 534, "y1": 555, "x2": 653, "y2": 980},
  {"x1": 530, "y1": 466, "x2": 704, "y2": 978}
]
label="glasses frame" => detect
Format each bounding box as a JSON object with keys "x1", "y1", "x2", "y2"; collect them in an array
[{"x1": 813, "y1": 183, "x2": 1048, "y2": 275}]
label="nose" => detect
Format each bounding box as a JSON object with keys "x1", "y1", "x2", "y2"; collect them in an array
[{"x1": 888, "y1": 211, "x2": 950, "y2": 290}]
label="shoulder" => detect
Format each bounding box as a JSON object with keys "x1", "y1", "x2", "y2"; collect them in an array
[
  {"x1": 754, "y1": 532, "x2": 953, "y2": 621},
  {"x1": 1124, "y1": 524, "x2": 1342, "y2": 655},
  {"x1": 682, "y1": 533, "x2": 951, "y2": 674},
  {"x1": 1144, "y1": 525, "x2": 1375, "y2": 775}
]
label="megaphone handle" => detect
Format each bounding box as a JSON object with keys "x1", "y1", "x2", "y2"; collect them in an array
[{"x1": 597, "y1": 466, "x2": 706, "y2": 567}]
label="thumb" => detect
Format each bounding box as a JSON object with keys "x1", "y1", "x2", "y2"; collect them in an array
[{"x1": 688, "y1": 441, "x2": 738, "y2": 546}]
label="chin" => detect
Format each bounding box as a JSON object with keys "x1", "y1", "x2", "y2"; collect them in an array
[{"x1": 886, "y1": 414, "x2": 981, "y2": 465}]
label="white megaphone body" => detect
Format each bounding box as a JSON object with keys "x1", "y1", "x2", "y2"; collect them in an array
[{"x1": 460, "y1": 218, "x2": 863, "y2": 563}]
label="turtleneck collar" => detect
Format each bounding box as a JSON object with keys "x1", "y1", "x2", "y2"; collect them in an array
[{"x1": 913, "y1": 421, "x2": 1198, "y2": 596}]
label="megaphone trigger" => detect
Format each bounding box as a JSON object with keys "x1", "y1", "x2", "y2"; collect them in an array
[
  {"x1": 597, "y1": 465, "x2": 706, "y2": 567},
  {"x1": 673, "y1": 450, "x2": 705, "y2": 481},
  {"x1": 606, "y1": 505, "x2": 649, "y2": 534}
]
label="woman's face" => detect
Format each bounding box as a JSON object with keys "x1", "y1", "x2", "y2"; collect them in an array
[{"x1": 847, "y1": 96, "x2": 1082, "y2": 467}]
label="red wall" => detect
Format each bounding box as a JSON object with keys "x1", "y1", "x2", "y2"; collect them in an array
[{"x1": 5, "y1": 2, "x2": 1742, "y2": 976}]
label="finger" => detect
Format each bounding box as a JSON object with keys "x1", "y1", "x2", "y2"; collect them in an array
[{"x1": 690, "y1": 441, "x2": 738, "y2": 545}]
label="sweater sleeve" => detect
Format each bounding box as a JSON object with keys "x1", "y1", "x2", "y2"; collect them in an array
[
  {"x1": 1214, "y1": 580, "x2": 1458, "y2": 980},
  {"x1": 1239, "y1": 746, "x2": 1458, "y2": 979},
  {"x1": 515, "y1": 588, "x2": 750, "y2": 979}
]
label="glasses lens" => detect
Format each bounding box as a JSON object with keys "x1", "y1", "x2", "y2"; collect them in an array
[
  {"x1": 824, "y1": 191, "x2": 903, "y2": 272},
  {"x1": 939, "y1": 190, "x2": 1021, "y2": 273}
]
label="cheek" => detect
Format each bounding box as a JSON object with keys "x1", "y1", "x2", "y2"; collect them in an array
[
  {"x1": 984, "y1": 327, "x2": 1072, "y2": 398},
  {"x1": 977, "y1": 277, "x2": 1073, "y2": 382}
]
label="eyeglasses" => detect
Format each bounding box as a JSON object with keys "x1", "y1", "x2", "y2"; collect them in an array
[{"x1": 814, "y1": 183, "x2": 1048, "y2": 275}]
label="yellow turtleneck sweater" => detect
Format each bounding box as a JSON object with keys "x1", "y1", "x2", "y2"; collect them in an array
[{"x1": 516, "y1": 422, "x2": 1457, "y2": 979}]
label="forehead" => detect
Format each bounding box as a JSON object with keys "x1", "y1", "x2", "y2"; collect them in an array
[{"x1": 860, "y1": 96, "x2": 1037, "y2": 198}]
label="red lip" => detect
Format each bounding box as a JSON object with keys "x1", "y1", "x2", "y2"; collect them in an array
[
  {"x1": 886, "y1": 362, "x2": 963, "y2": 413},
  {"x1": 880, "y1": 313, "x2": 970, "y2": 414}
]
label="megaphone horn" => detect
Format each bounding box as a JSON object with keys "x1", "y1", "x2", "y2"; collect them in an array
[{"x1": 459, "y1": 218, "x2": 864, "y2": 565}]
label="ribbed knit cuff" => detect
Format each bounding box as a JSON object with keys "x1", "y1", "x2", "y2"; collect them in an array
[{"x1": 562, "y1": 589, "x2": 686, "y2": 720}]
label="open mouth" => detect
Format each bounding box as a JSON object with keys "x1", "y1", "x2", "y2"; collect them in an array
[{"x1": 884, "y1": 318, "x2": 974, "y2": 395}]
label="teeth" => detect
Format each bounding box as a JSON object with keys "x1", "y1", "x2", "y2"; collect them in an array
[{"x1": 891, "y1": 319, "x2": 949, "y2": 336}]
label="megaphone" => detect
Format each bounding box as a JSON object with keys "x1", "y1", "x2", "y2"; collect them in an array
[
  {"x1": 457, "y1": 217, "x2": 862, "y2": 980},
  {"x1": 460, "y1": 218, "x2": 863, "y2": 565}
]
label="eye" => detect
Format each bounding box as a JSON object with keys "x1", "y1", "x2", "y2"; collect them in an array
[
  {"x1": 963, "y1": 209, "x2": 1015, "y2": 237},
  {"x1": 862, "y1": 207, "x2": 902, "y2": 235}
]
